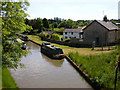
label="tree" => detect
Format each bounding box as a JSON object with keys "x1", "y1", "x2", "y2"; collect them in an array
[
  {"x1": 65, "y1": 19, "x2": 73, "y2": 28},
  {"x1": 2, "y1": 1, "x2": 31, "y2": 68},
  {"x1": 42, "y1": 18, "x2": 49, "y2": 29},
  {"x1": 36, "y1": 18, "x2": 43, "y2": 33},
  {"x1": 53, "y1": 22, "x2": 58, "y2": 28},
  {"x1": 58, "y1": 21, "x2": 66, "y2": 28}
]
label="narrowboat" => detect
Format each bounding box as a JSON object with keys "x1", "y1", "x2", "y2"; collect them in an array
[
  {"x1": 41, "y1": 42, "x2": 65, "y2": 59},
  {"x1": 16, "y1": 34, "x2": 29, "y2": 41},
  {"x1": 16, "y1": 38, "x2": 26, "y2": 50}
]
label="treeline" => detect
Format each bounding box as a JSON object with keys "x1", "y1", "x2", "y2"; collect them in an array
[
  {"x1": 24, "y1": 17, "x2": 92, "y2": 34},
  {"x1": 24, "y1": 17, "x2": 120, "y2": 34}
]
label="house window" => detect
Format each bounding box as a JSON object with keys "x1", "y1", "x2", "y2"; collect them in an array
[
  {"x1": 74, "y1": 37, "x2": 76, "y2": 38},
  {"x1": 71, "y1": 32, "x2": 73, "y2": 35},
  {"x1": 65, "y1": 32, "x2": 67, "y2": 34}
]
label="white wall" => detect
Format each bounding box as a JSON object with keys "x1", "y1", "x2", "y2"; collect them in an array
[{"x1": 63, "y1": 32, "x2": 82, "y2": 39}]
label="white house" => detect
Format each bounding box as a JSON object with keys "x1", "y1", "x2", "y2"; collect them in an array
[{"x1": 63, "y1": 27, "x2": 83, "y2": 39}]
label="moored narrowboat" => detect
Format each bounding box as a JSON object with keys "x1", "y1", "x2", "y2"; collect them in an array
[
  {"x1": 16, "y1": 38, "x2": 26, "y2": 50},
  {"x1": 41, "y1": 42, "x2": 65, "y2": 59},
  {"x1": 16, "y1": 34, "x2": 29, "y2": 41}
]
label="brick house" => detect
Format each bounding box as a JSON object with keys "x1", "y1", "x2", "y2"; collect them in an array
[{"x1": 83, "y1": 19, "x2": 120, "y2": 45}]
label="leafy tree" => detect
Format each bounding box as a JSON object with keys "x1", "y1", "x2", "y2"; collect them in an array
[
  {"x1": 53, "y1": 22, "x2": 58, "y2": 28},
  {"x1": 58, "y1": 21, "x2": 66, "y2": 28},
  {"x1": 2, "y1": 1, "x2": 31, "y2": 68},
  {"x1": 54, "y1": 17, "x2": 62, "y2": 24},
  {"x1": 36, "y1": 18, "x2": 43, "y2": 33},
  {"x1": 42, "y1": 18, "x2": 49, "y2": 30},
  {"x1": 65, "y1": 19, "x2": 74, "y2": 28}
]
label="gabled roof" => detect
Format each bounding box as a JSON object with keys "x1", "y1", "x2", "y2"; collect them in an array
[
  {"x1": 97, "y1": 20, "x2": 118, "y2": 30},
  {"x1": 83, "y1": 20, "x2": 118, "y2": 31},
  {"x1": 64, "y1": 27, "x2": 83, "y2": 33}
]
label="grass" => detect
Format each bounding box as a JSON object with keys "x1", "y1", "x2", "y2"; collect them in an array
[
  {"x1": 0, "y1": 71, "x2": 1, "y2": 89},
  {"x1": 2, "y1": 68, "x2": 18, "y2": 88},
  {"x1": 68, "y1": 49, "x2": 120, "y2": 89},
  {"x1": 27, "y1": 35, "x2": 114, "y2": 55}
]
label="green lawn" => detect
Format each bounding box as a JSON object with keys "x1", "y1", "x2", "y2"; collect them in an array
[{"x1": 2, "y1": 68, "x2": 18, "y2": 88}]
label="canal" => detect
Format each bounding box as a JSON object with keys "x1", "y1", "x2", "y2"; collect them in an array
[{"x1": 10, "y1": 41, "x2": 92, "y2": 88}]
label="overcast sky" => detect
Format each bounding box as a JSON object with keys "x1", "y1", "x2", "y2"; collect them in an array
[{"x1": 27, "y1": 0, "x2": 120, "y2": 21}]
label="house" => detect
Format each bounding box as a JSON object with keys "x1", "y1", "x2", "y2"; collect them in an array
[
  {"x1": 83, "y1": 17, "x2": 120, "y2": 45},
  {"x1": 63, "y1": 27, "x2": 83, "y2": 39}
]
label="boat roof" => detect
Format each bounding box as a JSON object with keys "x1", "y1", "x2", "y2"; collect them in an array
[
  {"x1": 16, "y1": 38, "x2": 24, "y2": 43},
  {"x1": 46, "y1": 45, "x2": 62, "y2": 50}
]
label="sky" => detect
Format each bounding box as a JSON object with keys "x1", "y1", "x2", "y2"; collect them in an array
[{"x1": 27, "y1": 0, "x2": 120, "y2": 21}]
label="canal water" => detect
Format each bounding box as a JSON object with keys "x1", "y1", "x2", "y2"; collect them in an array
[{"x1": 10, "y1": 41, "x2": 92, "y2": 88}]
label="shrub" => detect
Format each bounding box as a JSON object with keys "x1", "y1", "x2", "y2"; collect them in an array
[
  {"x1": 51, "y1": 33, "x2": 62, "y2": 41},
  {"x1": 39, "y1": 32, "x2": 51, "y2": 39}
]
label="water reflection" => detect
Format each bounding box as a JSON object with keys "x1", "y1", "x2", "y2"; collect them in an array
[
  {"x1": 25, "y1": 41, "x2": 40, "y2": 50},
  {"x1": 41, "y1": 53, "x2": 64, "y2": 67}
]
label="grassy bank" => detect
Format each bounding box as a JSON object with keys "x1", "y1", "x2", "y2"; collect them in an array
[
  {"x1": 27, "y1": 35, "x2": 113, "y2": 55},
  {"x1": 2, "y1": 68, "x2": 18, "y2": 88},
  {"x1": 68, "y1": 49, "x2": 120, "y2": 89}
]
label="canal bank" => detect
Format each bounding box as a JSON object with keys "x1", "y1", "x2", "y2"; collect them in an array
[
  {"x1": 2, "y1": 68, "x2": 18, "y2": 88},
  {"x1": 28, "y1": 39, "x2": 98, "y2": 89},
  {"x1": 10, "y1": 41, "x2": 92, "y2": 88},
  {"x1": 65, "y1": 56, "x2": 100, "y2": 90}
]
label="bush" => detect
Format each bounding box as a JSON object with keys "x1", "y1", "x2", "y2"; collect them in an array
[
  {"x1": 39, "y1": 32, "x2": 51, "y2": 39},
  {"x1": 51, "y1": 33, "x2": 62, "y2": 41}
]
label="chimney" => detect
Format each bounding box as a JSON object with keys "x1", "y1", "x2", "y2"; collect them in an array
[{"x1": 103, "y1": 15, "x2": 108, "y2": 22}]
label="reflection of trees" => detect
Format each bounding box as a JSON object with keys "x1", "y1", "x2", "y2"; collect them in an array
[
  {"x1": 26, "y1": 41, "x2": 40, "y2": 50},
  {"x1": 41, "y1": 53, "x2": 64, "y2": 67}
]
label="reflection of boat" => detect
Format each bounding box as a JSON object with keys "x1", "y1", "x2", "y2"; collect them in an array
[
  {"x1": 41, "y1": 53, "x2": 64, "y2": 67},
  {"x1": 41, "y1": 42, "x2": 65, "y2": 59}
]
